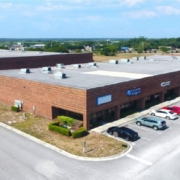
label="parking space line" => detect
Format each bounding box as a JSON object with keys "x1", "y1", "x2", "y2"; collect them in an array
[
  {"x1": 129, "y1": 124, "x2": 162, "y2": 134},
  {"x1": 140, "y1": 137, "x2": 151, "y2": 141},
  {"x1": 168, "y1": 120, "x2": 180, "y2": 125},
  {"x1": 126, "y1": 154, "x2": 153, "y2": 166}
]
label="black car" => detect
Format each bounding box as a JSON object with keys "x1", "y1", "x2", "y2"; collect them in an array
[{"x1": 107, "y1": 126, "x2": 138, "y2": 141}]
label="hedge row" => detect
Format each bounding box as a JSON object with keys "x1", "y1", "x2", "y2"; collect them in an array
[
  {"x1": 57, "y1": 116, "x2": 74, "y2": 126},
  {"x1": 49, "y1": 120, "x2": 87, "y2": 138},
  {"x1": 72, "y1": 127, "x2": 87, "y2": 139},
  {"x1": 49, "y1": 121, "x2": 71, "y2": 136}
]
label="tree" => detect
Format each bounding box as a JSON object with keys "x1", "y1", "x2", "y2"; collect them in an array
[
  {"x1": 161, "y1": 46, "x2": 168, "y2": 53},
  {"x1": 100, "y1": 45, "x2": 118, "y2": 56},
  {"x1": 137, "y1": 43, "x2": 143, "y2": 53}
]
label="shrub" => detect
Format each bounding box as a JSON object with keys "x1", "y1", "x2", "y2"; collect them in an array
[
  {"x1": 11, "y1": 106, "x2": 19, "y2": 112},
  {"x1": 49, "y1": 121, "x2": 71, "y2": 136},
  {"x1": 72, "y1": 127, "x2": 87, "y2": 138},
  {"x1": 57, "y1": 116, "x2": 74, "y2": 126},
  {"x1": 122, "y1": 144, "x2": 128, "y2": 148}
]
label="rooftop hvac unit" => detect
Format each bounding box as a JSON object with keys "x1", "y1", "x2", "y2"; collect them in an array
[
  {"x1": 88, "y1": 62, "x2": 98, "y2": 68},
  {"x1": 132, "y1": 57, "x2": 138, "y2": 60},
  {"x1": 20, "y1": 68, "x2": 30, "y2": 74},
  {"x1": 109, "y1": 60, "x2": 118, "y2": 64},
  {"x1": 56, "y1": 63, "x2": 65, "y2": 69},
  {"x1": 42, "y1": 67, "x2": 52, "y2": 74},
  {"x1": 139, "y1": 56, "x2": 146, "y2": 60},
  {"x1": 54, "y1": 72, "x2": 66, "y2": 79},
  {"x1": 120, "y1": 58, "x2": 130, "y2": 63},
  {"x1": 89, "y1": 62, "x2": 96, "y2": 66},
  {"x1": 73, "y1": 64, "x2": 81, "y2": 68}
]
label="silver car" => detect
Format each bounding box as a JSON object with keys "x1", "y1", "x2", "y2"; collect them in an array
[{"x1": 135, "y1": 116, "x2": 166, "y2": 130}]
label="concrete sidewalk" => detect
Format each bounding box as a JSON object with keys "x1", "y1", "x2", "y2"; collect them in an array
[{"x1": 91, "y1": 97, "x2": 180, "y2": 133}]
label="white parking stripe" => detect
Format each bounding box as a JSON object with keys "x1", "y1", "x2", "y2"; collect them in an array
[
  {"x1": 140, "y1": 137, "x2": 151, "y2": 141},
  {"x1": 129, "y1": 124, "x2": 162, "y2": 134},
  {"x1": 168, "y1": 120, "x2": 180, "y2": 124},
  {"x1": 126, "y1": 154, "x2": 153, "y2": 166}
]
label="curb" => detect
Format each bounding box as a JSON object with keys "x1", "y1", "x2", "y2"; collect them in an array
[{"x1": 0, "y1": 122, "x2": 132, "y2": 162}]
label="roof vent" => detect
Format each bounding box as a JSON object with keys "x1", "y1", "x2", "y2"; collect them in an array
[
  {"x1": 120, "y1": 58, "x2": 130, "y2": 63},
  {"x1": 88, "y1": 62, "x2": 98, "y2": 68},
  {"x1": 132, "y1": 57, "x2": 138, "y2": 61},
  {"x1": 73, "y1": 64, "x2": 81, "y2": 69},
  {"x1": 56, "y1": 63, "x2": 65, "y2": 69},
  {"x1": 109, "y1": 60, "x2": 118, "y2": 64},
  {"x1": 20, "y1": 68, "x2": 30, "y2": 74},
  {"x1": 139, "y1": 56, "x2": 146, "y2": 60},
  {"x1": 42, "y1": 67, "x2": 52, "y2": 74},
  {"x1": 54, "y1": 72, "x2": 66, "y2": 79}
]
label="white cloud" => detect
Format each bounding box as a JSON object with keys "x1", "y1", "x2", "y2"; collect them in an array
[
  {"x1": 22, "y1": 11, "x2": 35, "y2": 16},
  {"x1": 156, "y1": 6, "x2": 180, "y2": 15},
  {"x1": 77, "y1": 15, "x2": 102, "y2": 22},
  {"x1": 0, "y1": 2, "x2": 12, "y2": 9},
  {"x1": 36, "y1": 4, "x2": 78, "y2": 11},
  {"x1": 122, "y1": 0, "x2": 145, "y2": 6},
  {"x1": 123, "y1": 10, "x2": 156, "y2": 19}
]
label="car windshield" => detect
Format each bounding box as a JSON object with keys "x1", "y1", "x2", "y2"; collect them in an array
[
  {"x1": 161, "y1": 121, "x2": 166, "y2": 125},
  {"x1": 169, "y1": 111, "x2": 175, "y2": 114}
]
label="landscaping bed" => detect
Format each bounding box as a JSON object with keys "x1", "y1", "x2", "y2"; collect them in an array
[{"x1": 0, "y1": 103, "x2": 127, "y2": 158}]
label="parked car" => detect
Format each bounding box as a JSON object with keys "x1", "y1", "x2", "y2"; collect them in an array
[
  {"x1": 107, "y1": 126, "x2": 138, "y2": 141},
  {"x1": 150, "y1": 109, "x2": 178, "y2": 120},
  {"x1": 162, "y1": 106, "x2": 180, "y2": 115},
  {"x1": 136, "y1": 116, "x2": 166, "y2": 130}
]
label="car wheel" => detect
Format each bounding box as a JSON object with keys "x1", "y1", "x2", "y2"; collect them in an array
[
  {"x1": 165, "y1": 116, "x2": 170, "y2": 120},
  {"x1": 151, "y1": 113, "x2": 155, "y2": 116},
  {"x1": 153, "y1": 126, "x2": 158, "y2": 130},
  {"x1": 125, "y1": 136, "x2": 129, "y2": 141},
  {"x1": 113, "y1": 132, "x2": 118, "y2": 137},
  {"x1": 136, "y1": 122, "x2": 141, "y2": 126}
]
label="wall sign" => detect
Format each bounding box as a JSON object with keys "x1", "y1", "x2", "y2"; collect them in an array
[
  {"x1": 96, "y1": 94, "x2": 112, "y2": 105},
  {"x1": 161, "y1": 81, "x2": 170, "y2": 87},
  {"x1": 126, "y1": 88, "x2": 141, "y2": 96}
]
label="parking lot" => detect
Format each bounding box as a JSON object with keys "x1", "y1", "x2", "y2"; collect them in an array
[{"x1": 103, "y1": 101, "x2": 180, "y2": 166}]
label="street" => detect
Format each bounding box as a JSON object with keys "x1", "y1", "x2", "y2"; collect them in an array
[{"x1": 1, "y1": 118, "x2": 180, "y2": 180}]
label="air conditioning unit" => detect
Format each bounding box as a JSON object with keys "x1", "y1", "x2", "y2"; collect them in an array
[
  {"x1": 14, "y1": 100, "x2": 23, "y2": 110},
  {"x1": 109, "y1": 60, "x2": 118, "y2": 64},
  {"x1": 88, "y1": 62, "x2": 98, "y2": 68},
  {"x1": 20, "y1": 68, "x2": 30, "y2": 74},
  {"x1": 120, "y1": 58, "x2": 130, "y2": 63},
  {"x1": 56, "y1": 63, "x2": 65, "y2": 69},
  {"x1": 42, "y1": 67, "x2": 52, "y2": 74},
  {"x1": 54, "y1": 72, "x2": 66, "y2": 79},
  {"x1": 73, "y1": 64, "x2": 81, "y2": 68}
]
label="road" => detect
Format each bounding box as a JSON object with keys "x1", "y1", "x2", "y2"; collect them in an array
[{"x1": 1, "y1": 122, "x2": 180, "y2": 180}]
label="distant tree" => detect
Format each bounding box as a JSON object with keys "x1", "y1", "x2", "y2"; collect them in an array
[
  {"x1": 137, "y1": 43, "x2": 143, "y2": 53},
  {"x1": 100, "y1": 45, "x2": 118, "y2": 56},
  {"x1": 161, "y1": 46, "x2": 168, "y2": 53}
]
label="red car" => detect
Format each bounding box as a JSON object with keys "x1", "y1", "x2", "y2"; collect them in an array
[{"x1": 162, "y1": 106, "x2": 180, "y2": 115}]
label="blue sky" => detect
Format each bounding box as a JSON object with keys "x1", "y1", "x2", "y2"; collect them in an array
[{"x1": 0, "y1": 0, "x2": 180, "y2": 38}]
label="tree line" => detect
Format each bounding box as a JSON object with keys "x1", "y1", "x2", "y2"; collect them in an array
[{"x1": 1, "y1": 37, "x2": 180, "y2": 56}]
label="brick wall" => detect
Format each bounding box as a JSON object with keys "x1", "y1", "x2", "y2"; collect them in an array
[
  {"x1": 0, "y1": 53, "x2": 93, "y2": 70},
  {"x1": 87, "y1": 71, "x2": 180, "y2": 114},
  {"x1": 0, "y1": 75, "x2": 87, "y2": 119}
]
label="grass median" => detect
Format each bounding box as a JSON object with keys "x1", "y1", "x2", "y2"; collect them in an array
[{"x1": 0, "y1": 103, "x2": 128, "y2": 158}]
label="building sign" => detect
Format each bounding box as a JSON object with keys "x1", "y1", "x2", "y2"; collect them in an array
[
  {"x1": 126, "y1": 88, "x2": 141, "y2": 96},
  {"x1": 161, "y1": 81, "x2": 170, "y2": 87},
  {"x1": 96, "y1": 94, "x2": 112, "y2": 105}
]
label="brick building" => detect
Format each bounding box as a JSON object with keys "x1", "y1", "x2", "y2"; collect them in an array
[{"x1": 0, "y1": 52, "x2": 180, "y2": 130}]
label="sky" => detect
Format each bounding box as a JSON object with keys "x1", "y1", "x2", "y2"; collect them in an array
[{"x1": 0, "y1": 0, "x2": 180, "y2": 38}]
